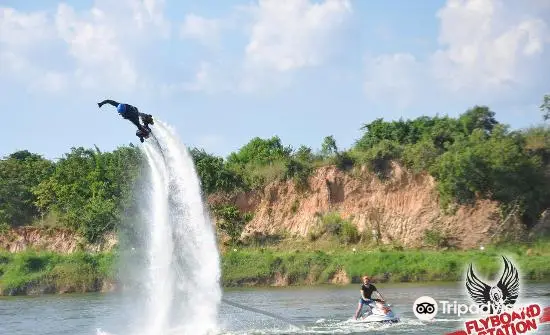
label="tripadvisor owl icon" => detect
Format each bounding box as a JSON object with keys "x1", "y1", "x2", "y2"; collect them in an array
[{"x1": 413, "y1": 296, "x2": 438, "y2": 321}]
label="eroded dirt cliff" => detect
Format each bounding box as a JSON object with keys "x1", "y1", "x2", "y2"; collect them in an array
[
  {"x1": 209, "y1": 163, "x2": 528, "y2": 249},
  {"x1": 1, "y1": 163, "x2": 535, "y2": 253},
  {"x1": 0, "y1": 227, "x2": 117, "y2": 253}
]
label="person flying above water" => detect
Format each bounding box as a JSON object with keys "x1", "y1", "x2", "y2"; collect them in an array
[{"x1": 97, "y1": 99, "x2": 154, "y2": 142}]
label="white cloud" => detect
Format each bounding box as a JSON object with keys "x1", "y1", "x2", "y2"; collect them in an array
[
  {"x1": 172, "y1": 0, "x2": 355, "y2": 95},
  {"x1": 55, "y1": 4, "x2": 139, "y2": 90},
  {"x1": 0, "y1": 8, "x2": 54, "y2": 47},
  {"x1": 161, "y1": 0, "x2": 354, "y2": 95},
  {"x1": 182, "y1": 61, "x2": 214, "y2": 92},
  {"x1": 432, "y1": 0, "x2": 549, "y2": 93},
  {"x1": 158, "y1": 60, "x2": 238, "y2": 96},
  {"x1": 131, "y1": 0, "x2": 170, "y2": 35},
  {"x1": 195, "y1": 0, "x2": 354, "y2": 94},
  {"x1": 54, "y1": 0, "x2": 171, "y2": 92},
  {"x1": 244, "y1": 0, "x2": 352, "y2": 72},
  {"x1": 1, "y1": 0, "x2": 170, "y2": 94},
  {"x1": 364, "y1": 0, "x2": 550, "y2": 108},
  {"x1": 0, "y1": 8, "x2": 65, "y2": 90},
  {"x1": 1, "y1": 0, "x2": 354, "y2": 96},
  {"x1": 364, "y1": 53, "x2": 428, "y2": 110},
  {"x1": 180, "y1": 14, "x2": 221, "y2": 47}
]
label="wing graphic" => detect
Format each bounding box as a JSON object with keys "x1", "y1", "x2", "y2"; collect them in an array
[
  {"x1": 466, "y1": 263, "x2": 491, "y2": 306},
  {"x1": 496, "y1": 256, "x2": 519, "y2": 307}
]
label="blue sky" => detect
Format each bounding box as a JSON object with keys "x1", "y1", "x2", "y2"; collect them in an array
[{"x1": 1, "y1": 0, "x2": 549, "y2": 160}]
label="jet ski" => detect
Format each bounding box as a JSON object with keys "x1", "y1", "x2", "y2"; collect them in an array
[{"x1": 356, "y1": 301, "x2": 400, "y2": 323}]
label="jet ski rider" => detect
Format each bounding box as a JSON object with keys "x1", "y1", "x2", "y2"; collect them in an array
[{"x1": 354, "y1": 275, "x2": 385, "y2": 320}]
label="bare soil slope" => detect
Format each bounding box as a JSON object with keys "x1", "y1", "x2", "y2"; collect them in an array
[{"x1": 209, "y1": 163, "x2": 527, "y2": 249}]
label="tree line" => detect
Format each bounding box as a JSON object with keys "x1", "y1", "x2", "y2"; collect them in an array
[{"x1": 2, "y1": 97, "x2": 550, "y2": 243}]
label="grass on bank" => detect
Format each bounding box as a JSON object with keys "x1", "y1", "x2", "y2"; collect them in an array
[
  {"x1": 2, "y1": 239, "x2": 550, "y2": 295},
  {"x1": 220, "y1": 239, "x2": 550, "y2": 286},
  {"x1": 0, "y1": 250, "x2": 114, "y2": 295},
  {"x1": 216, "y1": 210, "x2": 550, "y2": 285}
]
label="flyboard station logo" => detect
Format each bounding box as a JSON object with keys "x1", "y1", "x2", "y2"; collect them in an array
[{"x1": 412, "y1": 256, "x2": 550, "y2": 335}]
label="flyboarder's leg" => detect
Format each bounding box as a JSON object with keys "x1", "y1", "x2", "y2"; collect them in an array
[
  {"x1": 124, "y1": 109, "x2": 147, "y2": 131},
  {"x1": 139, "y1": 113, "x2": 154, "y2": 127}
]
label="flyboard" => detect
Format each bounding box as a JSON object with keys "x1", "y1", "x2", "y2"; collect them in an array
[{"x1": 356, "y1": 301, "x2": 400, "y2": 324}]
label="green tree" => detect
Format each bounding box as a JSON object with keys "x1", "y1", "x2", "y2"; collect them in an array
[
  {"x1": 355, "y1": 116, "x2": 463, "y2": 151},
  {"x1": 402, "y1": 139, "x2": 441, "y2": 173},
  {"x1": 225, "y1": 136, "x2": 293, "y2": 190},
  {"x1": 0, "y1": 151, "x2": 54, "y2": 227},
  {"x1": 190, "y1": 148, "x2": 243, "y2": 194},
  {"x1": 431, "y1": 136, "x2": 489, "y2": 208},
  {"x1": 212, "y1": 205, "x2": 253, "y2": 244},
  {"x1": 458, "y1": 106, "x2": 498, "y2": 135},
  {"x1": 226, "y1": 136, "x2": 292, "y2": 167},
  {"x1": 355, "y1": 118, "x2": 411, "y2": 150},
  {"x1": 293, "y1": 145, "x2": 315, "y2": 163},
  {"x1": 284, "y1": 158, "x2": 313, "y2": 191},
  {"x1": 522, "y1": 126, "x2": 550, "y2": 165},
  {"x1": 321, "y1": 135, "x2": 338, "y2": 157},
  {"x1": 33, "y1": 146, "x2": 143, "y2": 242},
  {"x1": 479, "y1": 125, "x2": 549, "y2": 224},
  {"x1": 541, "y1": 94, "x2": 550, "y2": 121},
  {"x1": 431, "y1": 126, "x2": 549, "y2": 224}
]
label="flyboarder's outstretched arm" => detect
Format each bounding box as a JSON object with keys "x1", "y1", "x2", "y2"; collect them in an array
[{"x1": 97, "y1": 99, "x2": 120, "y2": 108}]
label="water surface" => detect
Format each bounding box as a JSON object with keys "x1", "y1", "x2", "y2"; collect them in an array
[{"x1": 1, "y1": 282, "x2": 549, "y2": 335}]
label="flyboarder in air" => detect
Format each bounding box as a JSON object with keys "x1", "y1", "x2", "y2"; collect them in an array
[{"x1": 97, "y1": 99, "x2": 155, "y2": 142}]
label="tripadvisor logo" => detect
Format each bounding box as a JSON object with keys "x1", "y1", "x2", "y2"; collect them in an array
[
  {"x1": 413, "y1": 296, "x2": 438, "y2": 321},
  {"x1": 412, "y1": 256, "x2": 521, "y2": 320},
  {"x1": 412, "y1": 255, "x2": 544, "y2": 335}
]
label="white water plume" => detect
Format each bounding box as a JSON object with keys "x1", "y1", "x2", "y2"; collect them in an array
[
  {"x1": 142, "y1": 144, "x2": 173, "y2": 333},
  {"x1": 134, "y1": 120, "x2": 222, "y2": 335}
]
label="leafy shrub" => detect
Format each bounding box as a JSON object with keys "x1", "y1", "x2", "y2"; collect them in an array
[
  {"x1": 321, "y1": 212, "x2": 344, "y2": 236},
  {"x1": 284, "y1": 159, "x2": 312, "y2": 192},
  {"x1": 212, "y1": 205, "x2": 254, "y2": 244},
  {"x1": 340, "y1": 221, "x2": 360, "y2": 244},
  {"x1": 190, "y1": 148, "x2": 243, "y2": 194},
  {"x1": 430, "y1": 126, "x2": 550, "y2": 224},
  {"x1": 423, "y1": 229, "x2": 450, "y2": 249},
  {"x1": 350, "y1": 140, "x2": 403, "y2": 179},
  {"x1": 402, "y1": 140, "x2": 441, "y2": 173},
  {"x1": 307, "y1": 212, "x2": 360, "y2": 244}
]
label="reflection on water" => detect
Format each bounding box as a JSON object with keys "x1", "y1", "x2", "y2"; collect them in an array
[{"x1": 1, "y1": 282, "x2": 549, "y2": 335}]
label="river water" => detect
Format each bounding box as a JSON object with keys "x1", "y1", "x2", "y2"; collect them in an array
[{"x1": 1, "y1": 282, "x2": 549, "y2": 335}]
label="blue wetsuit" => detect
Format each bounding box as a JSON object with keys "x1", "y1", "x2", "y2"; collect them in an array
[{"x1": 98, "y1": 99, "x2": 144, "y2": 130}]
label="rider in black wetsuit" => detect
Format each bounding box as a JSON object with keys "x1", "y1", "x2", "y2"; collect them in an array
[
  {"x1": 354, "y1": 275, "x2": 384, "y2": 319},
  {"x1": 97, "y1": 99, "x2": 154, "y2": 142}
]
